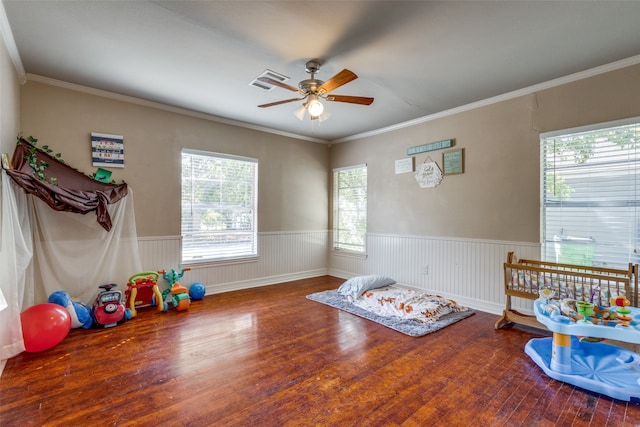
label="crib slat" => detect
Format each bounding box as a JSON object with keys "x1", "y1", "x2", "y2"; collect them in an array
[{"x1": 496, "y1": 251, "x2": 638, "y2": 330}]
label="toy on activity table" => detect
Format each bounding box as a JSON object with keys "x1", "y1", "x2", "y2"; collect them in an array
[
  {"x1": 93, "y1": 284, "x2": 130, "y2": 328},
  {"x1": 610, "y1": 295, "x2": 633, "y2": 326},
  {"x1": 159, "y1": 267, "x2": 191, "y2": 312},
  {"x1": 125, "y1": 271, "x2": 166, "y2": 318}
]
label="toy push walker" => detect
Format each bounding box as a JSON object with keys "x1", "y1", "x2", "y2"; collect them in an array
[
  {"x1": 125, "y1": 271, "x2": 167, "y2": 317},
  {"x1": 159, "y1": 267, "x2": 191, "y2": 311}
]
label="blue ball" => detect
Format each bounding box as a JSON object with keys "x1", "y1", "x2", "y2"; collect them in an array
[{"x1": 189, "y1": 282, "x2": 206, "y2": 300}]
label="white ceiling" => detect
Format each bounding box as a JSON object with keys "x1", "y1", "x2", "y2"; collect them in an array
[{"x1": 3, "y1": 1, "x2": 640, "y2": 142}]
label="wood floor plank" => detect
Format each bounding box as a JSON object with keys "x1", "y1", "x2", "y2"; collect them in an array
[{"x1": 1, "y1": 276, "x2": 640, "y2": 426}]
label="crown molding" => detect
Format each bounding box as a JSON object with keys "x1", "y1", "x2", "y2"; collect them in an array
[
  {"x1": 25, "y1": 73, "x2": 328, "y2": 144},
  {"x1": 20, "y1": 50, "x2": 640, "y2": 146},
  {"x1": 333, "y1": 54, "x2": 640, "y2": 143},
  {"x1": 0, "y1": 0, "x2": 26, "y2": 83}
]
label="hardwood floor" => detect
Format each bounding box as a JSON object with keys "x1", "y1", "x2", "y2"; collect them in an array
[{"x1": 1, "y1": 276, "x2": 639, "y2": 426}]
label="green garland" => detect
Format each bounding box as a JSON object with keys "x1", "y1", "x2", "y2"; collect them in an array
[
  {"x1": 16, "y1": 135, "x2": 124, "y2": 186},
  {"x1": 17, "y1": 135, "x2": 62, "y2": 186}
]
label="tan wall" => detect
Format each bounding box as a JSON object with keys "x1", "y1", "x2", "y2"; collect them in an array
[
  {"x1": 16, "y1": 63, "x2": 640, "y2": 242},
  {"x1": 330, "y1": 64, "x2": 640, "y2": 243},
  {"x1": 20, "y1": 81, "x2": 330, "y2": 237}
]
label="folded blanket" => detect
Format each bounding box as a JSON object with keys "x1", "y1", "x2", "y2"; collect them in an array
[{"x1": 352, "y1": 285, "x2": 469, "y2": 323}]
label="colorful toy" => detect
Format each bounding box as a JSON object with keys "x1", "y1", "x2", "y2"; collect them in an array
[
  {"x1": 189, "y1": 282, "x2": 206, "y2": 300},
  {"x1": 125, "y1": 271, "x2": 166, "y2": 317},
  {"x1": 610, "y1": 295, "x2": 633, "y2": 326},
  {"x1": 527, "y1": 298, "x2": 640, "y2": 401},
  {"x1": 47, "y1": 290, "x2": 93, "y2": 329},
  {"x1": 159, "y1": 267, "x2": 191, "y2": 311},
  {"x1": 20, "y1": 303, "x2": 71, "y2": 352},
  {"x1": 575, "y1": 301, "x2": 595, "y2": 321},
  {"x1": 92, "y1": 284, "x2": 129, "y2": 328}
]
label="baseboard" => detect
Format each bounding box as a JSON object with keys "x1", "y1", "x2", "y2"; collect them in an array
[{"x1": 203, "y1": 269, "x2": 329, "y2": 295}]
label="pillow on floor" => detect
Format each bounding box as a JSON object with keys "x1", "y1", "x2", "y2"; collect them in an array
[{"x1": 337, "y1": 275, "x2": 396, "y2": 300}]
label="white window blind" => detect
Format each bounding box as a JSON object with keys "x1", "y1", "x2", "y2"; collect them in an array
[
  {"x1": 541, "y1": 118, "x2": 640, "y2": 268},
  {"x1": 181, "y1": 150, "x2": 258, "y2": 263},
  {"x1": 333, "y1": 164, "x2": 367, "y2": 253}
]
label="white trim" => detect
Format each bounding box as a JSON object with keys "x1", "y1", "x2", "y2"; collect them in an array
[
  {"x1": 137, "y1": 235, "x2": 181, "y2": 241},
  {"x1": 182, "y1": 148, "x2": 258, "y2": 164},
  {"x1": 332, "y1": 163, "x2": 367, "y2": 172},
  {"x1": 183, "y1": 256, "x2": 259, "y2": 269},
  {"x1": 258, "y1": 229, "x2": 327, "y2": 236},
  {"x1": 365, "y1": 231, "x2": 542, "y2": 247},
  {"x1": 23, "y1": 51, "x2": 640, "y2": 145},
  {"x1": 202, "y1": 269, "x2": 328, "y2": 296},
  {"x1": 540, "y1": 116, "x2": 640, "y2": 139},
  {"x1": 331, "y1": 249, "x2": 368, "y2": 260},
  {"x1": 0, "y1": 1, "x2": 26, "y2": 83},
  {"x1": 334, "y1": 55, "x2": 640, "y2": 144}
]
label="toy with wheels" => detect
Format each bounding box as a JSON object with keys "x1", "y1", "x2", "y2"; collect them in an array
[
  {"x1": 159, "y1": 267, "x2": 191, "y2": 312},
  {"x1": 93, "y1": 284, "x2": 129, "y2": 328},
  {"x1": 125, "y1": 271, "x2": 167, "y2": 317}
]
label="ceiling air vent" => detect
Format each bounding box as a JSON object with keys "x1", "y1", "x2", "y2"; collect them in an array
[{"x1": 249, "y1": 69, "x2": 289, "y2": 91}]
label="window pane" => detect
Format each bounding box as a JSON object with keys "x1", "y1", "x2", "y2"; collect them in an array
[
  {"x1": 334, "y1": 165, "x2": 367, "y2": 253},
  {"x1": 541, "y1": 121, "x2": 640, "y2": 268},
  {"x1": 182, "y1": 150, "x2": 258, "y2": 263}
]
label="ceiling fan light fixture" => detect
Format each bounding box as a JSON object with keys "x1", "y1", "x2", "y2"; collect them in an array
[
  {"x1": 306, "y1": 95, "x2": 324, "y2": 117},
  {"x1": 293, "y1": 104, "x2": 307, "y2": 121},
  {"x1": 318, "y1": 110, "x2": 331, "y2": 123}
]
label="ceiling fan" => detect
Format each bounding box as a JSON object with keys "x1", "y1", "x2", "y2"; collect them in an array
[{"x1": 257, "y1": 60, "x2": 374, "y2": 121}]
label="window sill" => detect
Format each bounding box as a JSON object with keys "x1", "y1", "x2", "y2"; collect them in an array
[
  {"x1": 182, "y1": 256, "x2": 259, "y2": 269},
  {"x1": 331, "y1": 249, "x2": 368, "y2": 260}
]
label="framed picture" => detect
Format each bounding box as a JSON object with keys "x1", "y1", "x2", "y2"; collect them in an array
[
  {"x1": 443, "y1": 148, "x2": 464, "y2": 175},
  {"x1": 91, "y1": 132, "x2": 124, "y2": 168}
]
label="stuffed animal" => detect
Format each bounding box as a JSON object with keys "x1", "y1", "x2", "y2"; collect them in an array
[{"x1": 48, "y1": 290, "x2": 93, "y2": 329}]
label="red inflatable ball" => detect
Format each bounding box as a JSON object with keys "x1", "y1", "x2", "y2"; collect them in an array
[{"x1": 20, "y1": 303, "x2": 72, "y2": 352}]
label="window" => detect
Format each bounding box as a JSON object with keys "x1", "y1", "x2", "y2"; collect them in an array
[
  {"x1": 333, "y1": 164, "x2": 367, "y2": 253},
  {"x1": 541, "y1": 118, "x2": 640, "y2": 268},
  {"x1": 181, "y1": 149, "x2": 258, "y2": 263}
]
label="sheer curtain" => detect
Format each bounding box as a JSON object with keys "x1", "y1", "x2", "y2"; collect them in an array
[
  {"x1": 0, "y1": 170, "x2": 142, "y2": 371},
  {"x1": 0, "y1": 171, "x2": 31, "y2": 363}
]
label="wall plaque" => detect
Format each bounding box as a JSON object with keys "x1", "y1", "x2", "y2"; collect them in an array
[
  {"x1": 407, "y1": 139, "x2": 453, "y2": 156},
  {"x1": 443, "y1": 148, "x2": 464, "y2": 175}
]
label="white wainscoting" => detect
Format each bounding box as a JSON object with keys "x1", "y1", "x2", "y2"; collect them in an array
[
  {"x1": 137, "y1": 231, "x2": 329, "y2": 295},
  {"x1": 138, "y1": 231, "x2": 540, "y2": 317},
  {"x1": 328, "y1": 233, "x2": 541, "y2": 316}
]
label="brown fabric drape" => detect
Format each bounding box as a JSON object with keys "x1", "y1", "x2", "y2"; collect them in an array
[{"x1": 4, "y1": 138, "x2": 128, "y2": 231}]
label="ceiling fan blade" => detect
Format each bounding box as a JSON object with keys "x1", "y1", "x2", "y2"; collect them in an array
[
  {"x1": 258, "y1": 98, "x2": 303, "y2": 108},
  {"x1": 257, "y1": 77, "x2": 301, "y2": 93},
  {"x1": 317, "y1": 69, "x2": 357, "y2": 94},
  {"x1": 326, "y1": 95, "x2": 374, "y2": 105}
]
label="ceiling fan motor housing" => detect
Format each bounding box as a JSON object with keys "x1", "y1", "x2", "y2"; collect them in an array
[
  {"x1": 305, "y1": 60, "x2": 321, "y2": 75},
  {"x1": 300, "y1": 60, "x2": 323, "y2": 93},
  {"x1": 299, "y1": 78, "x2": 323, "y2": 93}
]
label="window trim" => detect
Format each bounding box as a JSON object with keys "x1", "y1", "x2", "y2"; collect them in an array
[
  {"x1": 332, "y1": 163, "x2": 368, "y2": 255},
  {"x1": 181, "y1": 148, "x2": 258, "y2": 265},
  {"x1": 540, "y1": 117, "x2": 640, "y2": 140},
  {"x1": 539, "y1": 116, "x2": 640, "y2": 268}
]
